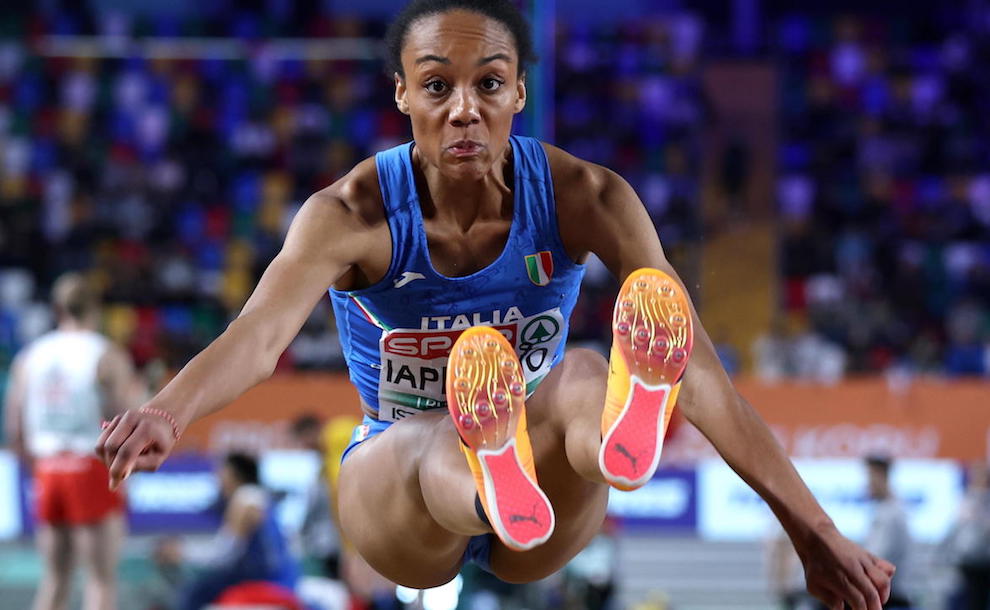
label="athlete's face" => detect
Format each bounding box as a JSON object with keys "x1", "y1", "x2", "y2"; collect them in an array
[{"x1": 395, "y1": 10, "x2": 526, "y2": 180}]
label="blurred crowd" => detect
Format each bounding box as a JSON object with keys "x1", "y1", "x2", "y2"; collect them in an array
[
  {"x1": 0, "y1": 10, "x2": 404, "y2": 375},
  {"x1": 0, "y1": 8, "x2": 705, "y2": 382},
  {"x1": 775, "y1": 10, "x2": 990, "y2": 377},
  {"x1": 0, "y1": 4, "x2": 989, "y2": 392},
  {"x1": 554, "y1": 16, "x2": 706, "y2": 350}
]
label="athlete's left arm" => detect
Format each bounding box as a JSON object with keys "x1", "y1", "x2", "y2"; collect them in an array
[{"x1": 547, "y1": 145, "x2": 893, "y2": 610}]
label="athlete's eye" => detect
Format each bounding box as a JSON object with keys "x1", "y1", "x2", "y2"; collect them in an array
[
  {"x1": 480, "y1": 78, "x2": 503, "y2": 92},
  {"x1": 425, "y1": 80, "x2": 447, "y2": 94}
]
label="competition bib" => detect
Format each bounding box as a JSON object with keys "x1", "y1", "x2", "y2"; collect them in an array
[{"x1": 376, "y1": 307, "x2": 566, "y2": 421}]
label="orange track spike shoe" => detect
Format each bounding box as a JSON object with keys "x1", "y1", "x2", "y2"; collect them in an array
[
  {"x1": 599, "y1": 268, "x2": 694, "y2": 491},
  {"x1": 447, "y1": 326, "x2": 554, "y2": 551}
]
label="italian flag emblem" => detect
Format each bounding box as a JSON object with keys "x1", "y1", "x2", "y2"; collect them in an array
[{"x1": 525, "y1": 251, "x2": 554, "y2": 286}]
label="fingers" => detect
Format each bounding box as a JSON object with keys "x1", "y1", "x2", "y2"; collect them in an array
[
  {"x1": 864, "y1": 556, "x2": 893, "y2": 604},
  {"x1": 874, "y1": 556, "x2": 896, "y2": 578},
  {"x1": 811, "y1": 569, "x2": 881, "y2": 610},
  {"x1": 97, "y1": 410, "x2": 174, "y2": 489},
  {"x1": 99, "y1": 412, "x2": 140, "y2": 466},
  {"x1": 857, "y1": 573, "x2": 883, "y2": 610},
  {"x1": 108, "y1": 432, "x2": 151, "y2": 489},
  {"x1": 830, "y1": 563, "x2": 881, "y2": 610},
  {"x1": 132, "y1": 450, "x2": 168, "y2": 472},
  {"x1": 94, "y1": 415, "x2": 122, "y2": 460},
  {"x1": 843, "y1": 575, "x2": 869, "y2": 610},
  {"x1": 806, "y1": 539, "x2": 892, "y2": 610}
]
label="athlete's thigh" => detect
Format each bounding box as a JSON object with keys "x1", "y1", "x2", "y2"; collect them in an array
[
  {"x1": 337, "y1": 412, "x2": 468, "y2": 589},
  {"x1": 490, "y1": 348, "x2": 611, "y2": 582}
]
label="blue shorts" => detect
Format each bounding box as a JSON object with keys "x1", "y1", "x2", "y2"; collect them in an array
[
  {"x1": 340, "y1": 415, "x2": 392, "y2": 464},
  {"x1": 341, "y1": 415, "x2": 494, "y2": 574}
]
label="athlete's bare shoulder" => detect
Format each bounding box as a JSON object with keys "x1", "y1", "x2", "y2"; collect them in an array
[
  {"x1": 317, "y1": 156, "x2": 386, "y2": 226},
  {"x1": 541, "y1": 142, "x2": 607, "y2": 207},
  {"x1": 541, "y1": 142, "x2": 633, "y2": 263},
  {"x1": 307, "y1": 155, "x2": 392, "y2": 291}
]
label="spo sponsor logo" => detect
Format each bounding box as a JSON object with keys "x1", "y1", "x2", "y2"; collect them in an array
[
  {"x1": 375, "y1": 308, "x2": 566, "y2": 422},
  {"x1": 383, "y1": 327, "x2": 515, "y2": 360}
]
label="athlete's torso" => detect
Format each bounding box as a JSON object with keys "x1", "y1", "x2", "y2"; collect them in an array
[
  {"x1": 21, "y1": 329, "x2": 108, "y2": 457},
  {"x1": 330, "y1": 135, "x2": 585, "y2": 422}
]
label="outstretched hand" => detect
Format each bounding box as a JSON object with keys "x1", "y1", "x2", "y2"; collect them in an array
[
  {"x1": 800, "y1": 526, "x2": 895, "y2": 610},
  {"x1": 95, "y1": 409, "x2": 180, "y2": 489}
]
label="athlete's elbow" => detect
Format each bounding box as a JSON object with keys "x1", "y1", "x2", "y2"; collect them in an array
[{"x1": 256, "y1": 355, "x2": 279, "y2": 382}]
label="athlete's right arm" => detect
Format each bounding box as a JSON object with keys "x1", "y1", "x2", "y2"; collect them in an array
[{"x1": 96, "y1": 189, "x2": 370, "y2": 487}]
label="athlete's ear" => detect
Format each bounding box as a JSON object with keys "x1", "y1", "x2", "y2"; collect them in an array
[
  {"x1": 394, "y1": 73, "x2": 410, "y2": 115},
  {"x1": 514, "y1": 73, "x2": 527, "y2": 114}
]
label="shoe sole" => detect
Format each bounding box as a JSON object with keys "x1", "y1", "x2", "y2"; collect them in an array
[
  {"x1": 599, "y1": 269, "x2": 694, "y2": 491},
  {"x1": 447, "y1": 326, "x2": 554, "y2": 551}
]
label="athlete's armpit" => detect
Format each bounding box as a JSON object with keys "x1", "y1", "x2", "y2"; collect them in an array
[{"x1": 543, "y1": 144, "x2": 667, "y2": 278}]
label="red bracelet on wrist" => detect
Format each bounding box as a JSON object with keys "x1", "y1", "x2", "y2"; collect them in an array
[{"x1": 138, "y1": 407, "x2": 182, "y2": 441}]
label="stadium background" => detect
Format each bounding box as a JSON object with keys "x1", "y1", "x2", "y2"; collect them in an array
[{"x1": 0, "y1": 0, "x2": 989, "y2": 608}]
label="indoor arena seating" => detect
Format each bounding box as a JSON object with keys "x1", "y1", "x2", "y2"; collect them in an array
[
  {"x1": 0, "y1": 10, "x2": 705, "y2": 379},
  {"x1": 775, "y1": 12, "x2": 990, "y2": 376}
]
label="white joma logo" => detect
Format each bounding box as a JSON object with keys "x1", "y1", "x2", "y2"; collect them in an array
[{"x1": 394, "y1": 272, "x2": 426, "y2": 288}]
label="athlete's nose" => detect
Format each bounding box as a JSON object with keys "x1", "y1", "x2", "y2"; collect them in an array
[{"x1": 448, "y1": 87, "x2": 481, "y2": 127}]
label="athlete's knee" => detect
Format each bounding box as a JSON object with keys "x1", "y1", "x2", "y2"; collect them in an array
[
  {"x1": 552, "y1": 348, "x2": 608, "y2": 410},
  {"x1": 561, "y1": 348, "x2": 608, "y2": 381},
  {"x1": 526, "y1": 349, "x2": 607, "y2": 434},
  {"x1": 417, "y1": 426, "x2": 461, "y2": 488}
]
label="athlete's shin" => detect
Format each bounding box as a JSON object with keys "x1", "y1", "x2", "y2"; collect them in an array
[{"x1": 417, "y1": 418, "x2": 492, "y2": 536}]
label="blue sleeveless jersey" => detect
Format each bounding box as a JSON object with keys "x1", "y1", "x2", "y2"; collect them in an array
[{"x1": 330, "y1": 135, "x2": 585, "y2": 422}]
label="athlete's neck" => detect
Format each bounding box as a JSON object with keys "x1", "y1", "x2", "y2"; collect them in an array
[{"x1": 413, "y1": 146, "x2": 513, "y2": 232}]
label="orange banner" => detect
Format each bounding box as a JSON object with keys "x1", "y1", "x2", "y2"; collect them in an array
[
  {"x1": 177, "y1": 373, "x2": 990, "y2": 460},
  {"x1": 665, "y1": 377, "x2": 990, "y2": 462},
  {"x1": 178, "y1": 374, "x2": 362, "y2": 454}
]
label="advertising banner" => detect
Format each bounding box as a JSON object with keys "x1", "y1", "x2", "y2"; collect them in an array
[
  {"x1": 696, "y1": 459, "x2": 964, "y2": 543},
  {"x1": 607, "y1": 468, "x2": 697, "y2": 530},
  {"x1": 175, "y1": 374, "x2": 990, "y2": 461}
]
